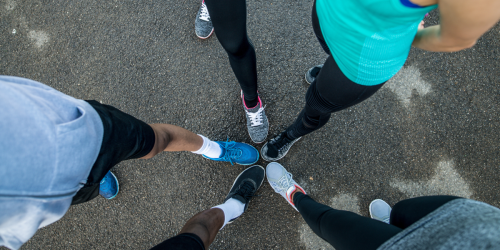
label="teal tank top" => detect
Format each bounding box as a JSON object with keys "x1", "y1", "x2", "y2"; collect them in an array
[{"x1": 316, "y1": 0, "x2": 437, "y2": 85}]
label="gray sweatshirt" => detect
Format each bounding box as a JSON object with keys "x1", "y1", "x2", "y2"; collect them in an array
[
  {"x1": 0, "y1": 76, "x2": 103, "y2": 249},
  {"x1": 378, "y1": 198, "x2": 500, "y2": 250}
]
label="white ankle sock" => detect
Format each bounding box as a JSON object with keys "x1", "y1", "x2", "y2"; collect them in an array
[
  {"x1": 212, "y1": 198, "x2": 245, "y2": 229},
  {"x1": 191, "y1": 135, "x2": 222, "y2": 158}
]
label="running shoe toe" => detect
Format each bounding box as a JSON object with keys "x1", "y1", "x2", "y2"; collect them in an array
[
  {"x1": 99, "y1": 171, "x2": 119, "y2": 200},
  {"x1": 232, "y1": 142, "x2": 259, "y2": 165},
  {"x1": 369, "y1": 199, "x2": 392, "y2": 224},
  {"x1": 204, "y1": 140, "x2": 259, "y2": 165}
]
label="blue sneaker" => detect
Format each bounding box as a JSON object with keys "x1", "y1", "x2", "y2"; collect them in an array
[
  {"x1": 99, "y1": 171, "x2": 119, "y2": 199},
  {"x1": 203, "y1": 139, "x2": 259, "y2": 165}
]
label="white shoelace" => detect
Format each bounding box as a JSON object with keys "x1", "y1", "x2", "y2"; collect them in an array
[
  {"x1": 271, "y1": 172, "x2": 294, "y2": 194},
  {"x1": 246, "y1": 106, "x2": 265, "y2": 127},
  {"x1": 199, "y1": 3, "x2": 210, "y2": 22},
  {"x1": 382, "y1": 217, "x2": 390, "y2": 224}
]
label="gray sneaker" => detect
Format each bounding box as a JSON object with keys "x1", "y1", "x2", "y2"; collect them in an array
[
  {"x1": 266, "y1": 162, "x2": 306, "y2": 211},
  {"x1": 369, "y1": 199, "x2": 392, "y2": 224},
  {"x1": 241, "y1": 91, "x2": 269, "y2": 144},
  {"x1": 195, "y1": 1, "x2": 214, "y2": 39},
  {"x1": 304, "y1": 64, "x2": 323, "y2": 84},
  {"x1": 261, "y1": 132, "x2": 301, "y2": 161}
]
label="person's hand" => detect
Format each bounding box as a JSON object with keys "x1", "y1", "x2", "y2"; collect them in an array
[
  {"x1": 413, "y1": 0, "x2": 500, "y2": 52},
  {"x1": 418, "y1": 20, "x2": 425, "y2": 30}
]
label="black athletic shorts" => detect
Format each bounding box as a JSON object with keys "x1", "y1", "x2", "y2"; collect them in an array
[
  {"x1": 71, "y1": 100, "x2": 156, "y2": 205},
  {"x1": 150, "y1": 233, "x2": 205, "y2": 250}
]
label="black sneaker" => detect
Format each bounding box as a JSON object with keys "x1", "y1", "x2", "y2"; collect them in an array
[
  {"x1": 261, "y1": 132, "x2": 301, "y2": 161},
  {"x1": 304, "y1": 64, "x2": 323, "y2": 84},
  {"x1": 223, "y1": 165, "x2": 265, "y2": 223}
]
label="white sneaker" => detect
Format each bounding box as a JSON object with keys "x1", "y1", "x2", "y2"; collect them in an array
[
  {"x1": 369, "y1": 199, "x2": 392, "y2": 224},
  {"x1": 266, "y1": 162, "x2": 306, "y2": 211}
]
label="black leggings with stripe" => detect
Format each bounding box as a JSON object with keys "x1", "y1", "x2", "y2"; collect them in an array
[
  {"x1": 285, "y1": 1, "x2": 385, "y2": 139},
  {"x1": 295, "y1": 193, "x2": 460, "y2": 250}
]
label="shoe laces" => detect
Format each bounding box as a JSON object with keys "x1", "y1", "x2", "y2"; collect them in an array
[
  {"x1": 199, "y1": 3, "x2": 210, "y2": 22},
  {"x1": 381, "y1": 216, "x2": 390, "y2": 224},
  {"x1": 271, "y1": 133, "x2": 292, "y2": 152},
  {"x1": 246, "y1": 105, "x2": 265, "y2": 127},
  {"x1": 219, "y1": 138, "x2": 242, "y2": 165},
  {"x1": 271, "y1": 171, "x2": 295, "y2": 194},
  {"x1": 234, "y1": 181, "x2": 256, "y2": 202}
]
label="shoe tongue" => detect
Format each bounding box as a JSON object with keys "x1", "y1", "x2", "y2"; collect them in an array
[
  {"x1": 382, "y1": 216, "x2": 390, "y2": 224},
  {"x1": 275, "y1": 133, "x2": 291, "y2": 147},
  {"x1": 218, "y1": 146, "x2": 226, "y2": 158},
  {"x1": 267, "y1": 143, "x2": 280, "y2": 158},
  {"x1": 246, "y1": 104, "x2": 260, "y2": 113},
  {"x1": 231, "y1": 194, "x2": 248, "y2": 204},
  {"x1": 286, "y1": 185, "x2": 296, "y2": 197}
]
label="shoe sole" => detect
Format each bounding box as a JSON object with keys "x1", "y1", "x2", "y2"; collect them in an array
[
  {"x1": 196, "y1": 28, "x2": 214, "y2": 39},
  {"x1": 105, "y1": 171, "x2": 119, "y2": 200},
  {"x1": 304, "y1": 71, "x2": 313, "y2": 85},
  {"x1": 202, "y1": 142, "x2": 259, "y2": 166},
  {"x1": 260, "y1": 137, "x2": 301, "y2": 162},
  {"x1": 226, "y1": 165, "x2": 265, "y2": 224}
]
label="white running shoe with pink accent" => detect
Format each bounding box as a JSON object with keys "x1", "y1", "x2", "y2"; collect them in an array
[{"x1": 266, "y1": 162, "x2": 306, "y2": 211}]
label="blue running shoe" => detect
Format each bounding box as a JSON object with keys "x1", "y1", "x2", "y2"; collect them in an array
[
  {"x1": 99, "y1": 171, "x2": 119, "y2": 199},
  {"x1": 203, "y1": 139, "x2": 259, "y2": 165}
]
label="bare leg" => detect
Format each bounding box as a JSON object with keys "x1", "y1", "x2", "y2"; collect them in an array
[
  {"x1": 178, "y1": 208, "x2": 225, "y2": 249},
  {"x1": 150, "y1": 208, "x2": 224, "y2": 250},
  {"x1": 140, "y1": 124, "x2": 203, "y2": 159}
]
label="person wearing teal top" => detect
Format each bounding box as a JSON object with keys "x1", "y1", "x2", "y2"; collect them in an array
[
  {"x1": 317, "y1": 0, "x2": 437, "y2": 86},
  {"x1": 261, "y1": 0, "x2": 500, "y2": 161}
]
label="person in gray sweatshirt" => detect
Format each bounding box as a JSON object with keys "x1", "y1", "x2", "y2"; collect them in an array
[{"x1": 0, "y1": 76, "x2": 259, "y2": 249}]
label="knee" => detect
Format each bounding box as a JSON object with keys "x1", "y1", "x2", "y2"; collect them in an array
[
  {"x1": 179, "y1": 208, "x2": 224, "y2": 236},
  {"x1": 141, "y1": 124, "x2": 171, "y2": 159},
  {"x1": 198, "y1": 208, "x2": 223, "y2": 225},
  {"x1": 303, "y1": 112, "x2": 331, "y2": 129},
  {"x1": 222, "y1": 40, "x2": 251, "y2": 58}
]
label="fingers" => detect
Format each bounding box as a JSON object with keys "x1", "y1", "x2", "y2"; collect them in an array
[{"x1": 418, "y1": 20, "x2": 425, "y2": 30}]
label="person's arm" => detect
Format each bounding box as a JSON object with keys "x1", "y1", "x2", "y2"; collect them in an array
[{"x1": 412, "y1": 0, "x2": 500, "y2": 52}]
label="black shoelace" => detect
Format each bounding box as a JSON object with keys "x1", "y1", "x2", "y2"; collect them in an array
[
  {"x1": 234, "y1": 181, "x2": 257, "y2": 202},
  {"x1": 272, "y1": 133, "x2": 292, "y2": 151}
]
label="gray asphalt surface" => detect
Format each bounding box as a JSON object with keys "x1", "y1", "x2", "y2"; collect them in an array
[{"x1": 1, "y1": 0, "x2": 500, "y2": 249}]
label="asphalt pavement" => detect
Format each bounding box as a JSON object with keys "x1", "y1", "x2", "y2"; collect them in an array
[{"x1": 1, "y1": 0, "x2": 499, "y2": 249}]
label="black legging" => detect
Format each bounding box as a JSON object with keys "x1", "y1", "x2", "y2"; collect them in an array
[
  {"x1": 285, "y1": 1, "x2": 385, "y2": 139},
  {"x1": 204, "y1": 0, "x2": 258, "y2": 103},
  {"x1": 294, "y1": 193, "x2": 461, "y2": 250}
]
